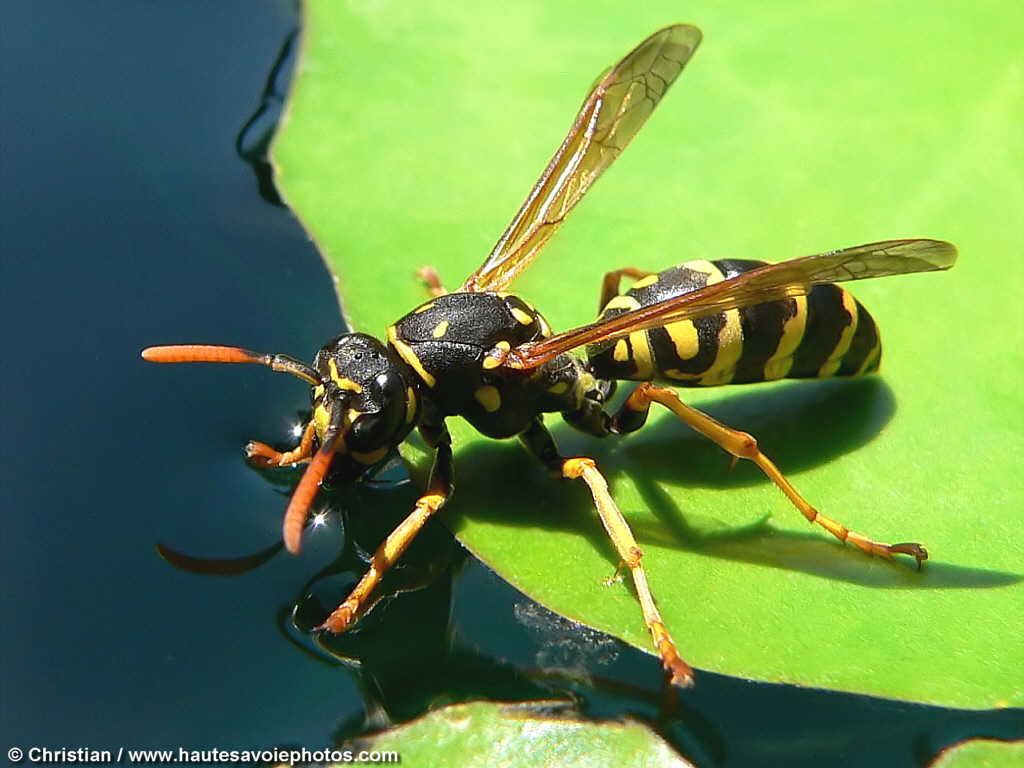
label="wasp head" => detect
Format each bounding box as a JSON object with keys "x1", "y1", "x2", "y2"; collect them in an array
[
  {"x1": 309, "y1": 333, "x2": 421, "y2": 483},
  {"x1": 142, "y1": 333, "x2": 421, "y2": 554}
]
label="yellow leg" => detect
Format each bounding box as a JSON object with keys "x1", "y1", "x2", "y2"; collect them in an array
[
  {"x1": 563, "y1": 456, "x2": 694, "y2": 688},
  {"x1": 416, "y1": 266, "x2": 448, "y2": 298},
  {"x1": 245, "y1": 421, "x2": 316, "y2": 467},
  {"x1": 598, "y1": 266, "x2": 653, "y2": 312},
  {"x1": 624, "y1": 383, "x2": 927, "y2": 567},
  {"x1": 318, "y1": 491, "x2": 448, "y2": 632},
  {"x1": 319, "y1": 431, "x2": 453, "y2": 633}
]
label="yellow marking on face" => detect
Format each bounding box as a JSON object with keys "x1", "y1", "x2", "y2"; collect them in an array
[
  {"x1": 313, "y1": 403, "x2": 330, "y2": 440},
  {"x1": 387, "y1": 325, "x2": 437, "y2": 388},
  {"x1": 474, "y1": 385, "x2": 502, "y2": 413},
  {"x1": 328, "y1": 359, "x2": 364, "y2": 392},
  {"x1": 346, "y1": 407, "x2": 362, "y2": 425},
  {"x1": 818, "y1": 290, "x2": 858, "y2": 378},
  {"x1": 431, "y1": 319, "x2": 449, "y2": 338},
  {"x1": 571, "y1": 369, "x2": 598, "y2": 409},
  {"x1": 352, "y1": 446, "x2": 389, "y2": 465},
  {"x1": 312, "y1": 403, "x2": 347, "y2": 453},
  {"x1": 629, "y1": 273, "x2": 659, "y2": 290}
]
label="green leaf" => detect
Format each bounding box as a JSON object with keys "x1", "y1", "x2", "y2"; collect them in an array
[
  {"x1": 274, "y1": 0, "x2": 1024, "y2": 708},
  {"x1": 930, "y1": 739, "x2": 1024, "y2": 768},
  {"x1": 338, "y1": 700, "x2": 696, "y2": 768}
]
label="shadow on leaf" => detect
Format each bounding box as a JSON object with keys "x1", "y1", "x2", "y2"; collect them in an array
[{"x1": 444, "y1": 377, "x2": 1020, "y2": 589}]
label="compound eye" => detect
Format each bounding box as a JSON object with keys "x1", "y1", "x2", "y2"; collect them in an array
[{"x1": 348, "y1": 391, "x2": 402, "y2": 450}]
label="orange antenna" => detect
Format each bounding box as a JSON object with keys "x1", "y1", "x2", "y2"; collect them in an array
[
  {"x1": 142, "y1": 344, "x2": 320, "y2": 385},
  {"x1": 281, "y1": 404, "x2": 346, "y2": 554}
]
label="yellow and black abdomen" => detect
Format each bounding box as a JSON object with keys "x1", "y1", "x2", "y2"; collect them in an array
[{"x1": 587, "y1": 259, "x2": 882, "y2": 386}]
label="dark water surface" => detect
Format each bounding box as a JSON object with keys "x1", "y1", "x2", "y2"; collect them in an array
[{"x1": 2, "y1": 3, "x2": 1020, "y2": 766}]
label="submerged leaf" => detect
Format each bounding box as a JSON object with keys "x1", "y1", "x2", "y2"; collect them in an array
[{"x1": 340, "y1": 700, "x2": 696, "y2": 768}]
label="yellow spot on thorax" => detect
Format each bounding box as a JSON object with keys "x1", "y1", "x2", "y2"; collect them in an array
[
  {"x1": 510, "y1": 307, "x2": 535, "y2": 326},
  {"x1": 474, "y1": 385, "x2": 502, "y2": 413},
  {"x1": 482, "y1": 340, "x2": 511, "y2": 371}
]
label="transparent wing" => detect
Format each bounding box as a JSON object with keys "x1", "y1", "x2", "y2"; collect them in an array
[
  {"x1": 461, "y1": 24, "x2": 702, "y2": 293},
  {"x1": 505, "y1": 239, "x2": 958, "y2": 369}
]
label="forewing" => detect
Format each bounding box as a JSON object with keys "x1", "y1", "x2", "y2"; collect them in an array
[
  {"x1": 461, "y1": 24, "x2": 702, "y2": 293},
  {"x1": 506, "y1": 239, "x2": 958, "y2": 369}
]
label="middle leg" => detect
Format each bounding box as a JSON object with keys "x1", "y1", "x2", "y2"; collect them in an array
[{"x1": 519, "y1": 418, "x2": 694, "y2": 687}]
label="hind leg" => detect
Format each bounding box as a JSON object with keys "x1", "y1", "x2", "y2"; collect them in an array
[{"x1": 612, "y1": 383, "x2": 927, "y2": 567}]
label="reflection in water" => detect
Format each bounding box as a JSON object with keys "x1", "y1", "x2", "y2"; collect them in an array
[{"x1": 235, "y1": 26, "x2": 298, "y2": 206}]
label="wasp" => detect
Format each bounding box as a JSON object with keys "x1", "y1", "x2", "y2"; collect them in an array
[{"x1": 143, "y1": 24, "x2": 957, "y2": 687}]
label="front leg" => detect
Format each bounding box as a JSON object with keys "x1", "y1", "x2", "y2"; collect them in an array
[
  {"x1": 318, "y1": 419, "x2": 453, "y2": 633},
  {"x1": 245, "y1": 420, "x2": 316, "y2": 468}
]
